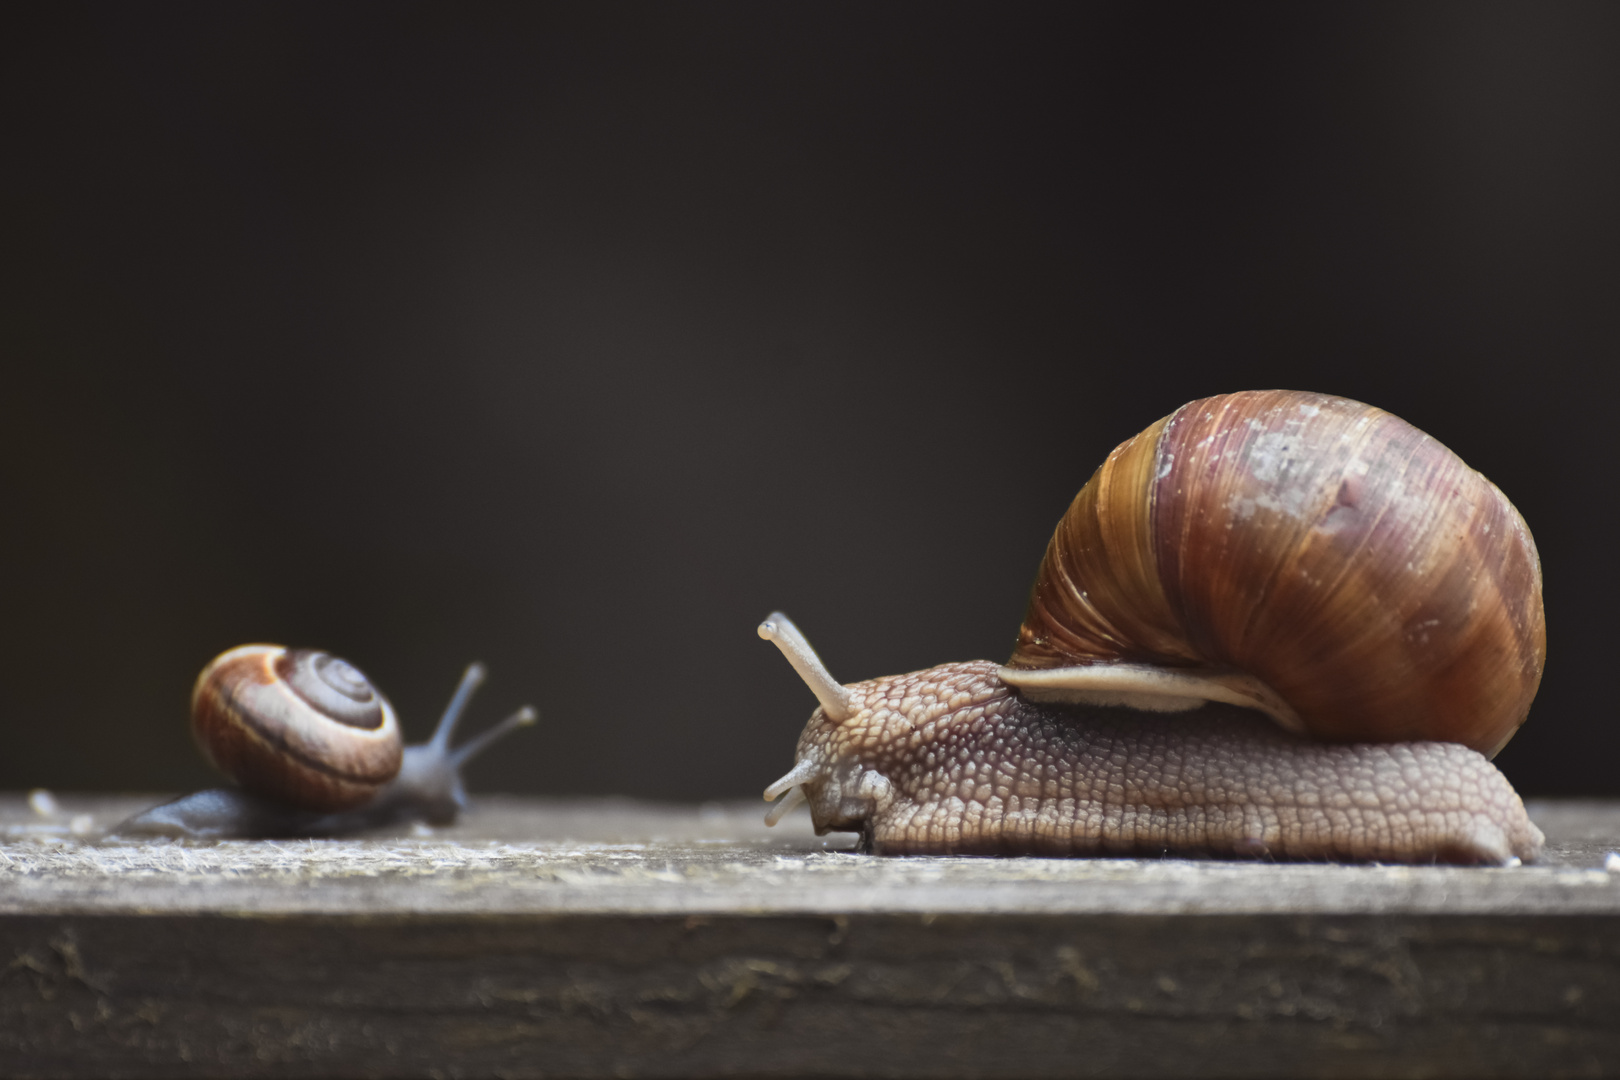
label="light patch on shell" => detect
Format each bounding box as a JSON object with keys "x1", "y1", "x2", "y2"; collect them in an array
[
  {"x1": 1239, "y1": 430, "x2": 1314, "y2": 515},
  {"x1": 998, "y1": 662, "x2": 1306, "y2": 734}
]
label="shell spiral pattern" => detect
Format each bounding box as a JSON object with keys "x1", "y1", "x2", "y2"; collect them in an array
[
  {"x1": 190, "y1": 645, "x2": 404, "y2": 812},
  {"x1": 1009, "y1": 390, "x2": 1545, "y2": 756}
]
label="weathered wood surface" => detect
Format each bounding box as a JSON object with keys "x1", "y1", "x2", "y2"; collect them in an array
[{"x1": 2, "y1": 794, "x2": 1618, "y2": 1078}]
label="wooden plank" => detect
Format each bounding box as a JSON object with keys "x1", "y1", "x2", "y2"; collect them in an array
[{"x1": 2, "y1": 795, "x2": 1618, "y2": 1078}]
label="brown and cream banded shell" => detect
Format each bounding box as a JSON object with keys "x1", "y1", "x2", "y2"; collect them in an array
[
  {"x1": 1004, "y1": 389, "x2": 1545, "y2": 757},
  {"x1": 190, "y1": 644, "x2": 404, "y2": 812}
]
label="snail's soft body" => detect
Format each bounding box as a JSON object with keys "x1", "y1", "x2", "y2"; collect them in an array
[
  {"x1": 761, "y1": 390, "x2": 1546, "y2": 865},
  {"x1": 117, "y1": 645, "x2": 536, "y2": 840},
  {"x1": 772, "y1": 660, "x2": 1541, "y2": 863}
]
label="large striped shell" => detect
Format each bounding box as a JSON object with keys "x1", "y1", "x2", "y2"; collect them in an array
[{"x1": 1003, "y1": 390, "x2": 1545, "y2": 757}]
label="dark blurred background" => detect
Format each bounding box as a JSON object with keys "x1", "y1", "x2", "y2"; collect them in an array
[{"x1": 2, "y1": 3, "x2": 1615, "y2": 801}]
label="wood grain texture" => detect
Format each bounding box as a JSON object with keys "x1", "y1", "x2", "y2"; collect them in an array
[{"x1": 2, "y1": 795, "x2": 1617, "y2": 1078}]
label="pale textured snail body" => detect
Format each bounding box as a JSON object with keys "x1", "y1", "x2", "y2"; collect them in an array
[
  {"x1": 760, "y1": 390, "x2": 1547, "y2": 865},
  {"x1": 117, "y1": 644, "x2": 537, "y2": 839}
]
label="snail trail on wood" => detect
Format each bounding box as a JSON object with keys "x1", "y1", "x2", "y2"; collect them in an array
[
  {"x1": 115, "y1": 645, "x2": 538, "y2": 839},
  {"x1": 759, "y1": 390, "x2": 1547, "y2": 865}
]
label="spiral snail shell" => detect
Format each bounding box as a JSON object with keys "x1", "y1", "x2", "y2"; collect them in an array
[
  {"x1": 117, "y1": 644, "x2": 537, "y2": 839},
  {"x1": 1004, "y1": 389, "x2": 1545, "y2": 755},
  {"x1": 191, "y1": 645, "x2": 404, "y2": 812},
  {"x1": 759, "y1": 390, "x2": 1547, "y2": 864}
]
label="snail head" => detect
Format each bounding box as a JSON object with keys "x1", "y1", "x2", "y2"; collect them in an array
[{"x1": 757, "y1": 613, "x2": 903, "y2": 839}]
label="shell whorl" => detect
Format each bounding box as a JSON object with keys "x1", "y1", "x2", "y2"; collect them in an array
[
  {"x1": 1006, "y1": 390, "x2": 1546, "y2": 757},
  {"x1": 190, "y1": 645, "x2": 404, "y2": 812}
]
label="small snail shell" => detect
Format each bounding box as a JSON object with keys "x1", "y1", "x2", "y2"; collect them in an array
[
  {"x1": 190, "y1": 645, "x2": 404, "y2": 812},
  {"x1": 1004, "y1": 389, "x2": 1546, "y2": 757},
  {"x1": 758, "y1": 390, "x2": 1547, "y2": 865},
  {"x1": 116, "y1": 645, "x2": 537, "y2": 839}
]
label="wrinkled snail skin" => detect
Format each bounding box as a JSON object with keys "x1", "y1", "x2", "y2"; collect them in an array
[
  {"x1": 759, "y1": 390, "x2": 1547, "y2": 866},
  {"x1": 116, "y1": 645, "x2": 538, "y2": 840},
  {"x1": 777, "y1": 661, "x2": 1543, "y2": 865}
]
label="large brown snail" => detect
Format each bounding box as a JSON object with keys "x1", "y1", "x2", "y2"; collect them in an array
[
  {"x1": 117, "y1": 645, "x2": 537, "y2": 838},
  {"x1": 760, "y1": 390, "x2": 1547, "y2": 864}
]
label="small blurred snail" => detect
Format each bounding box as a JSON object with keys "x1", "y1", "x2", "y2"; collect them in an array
[
  {"x1": 759, "y1": 390, "x2": 1547, "y2": 865},
  {"x1": 116, "y1": 645, "x2": 537, "y2": 839}
]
